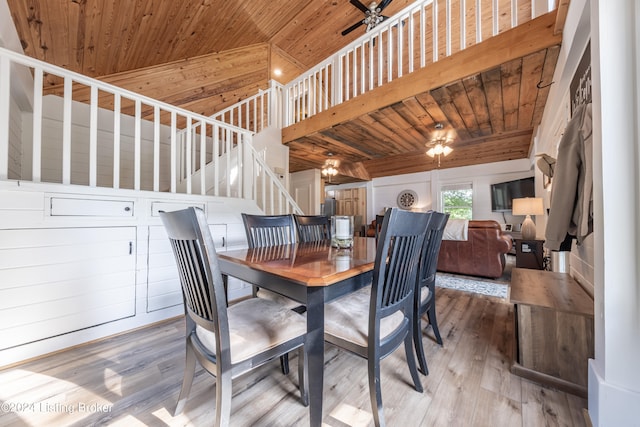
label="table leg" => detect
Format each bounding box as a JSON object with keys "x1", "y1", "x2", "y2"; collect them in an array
[{"x1": 306, "y1": 287, "x2": 325, "y2": 427}]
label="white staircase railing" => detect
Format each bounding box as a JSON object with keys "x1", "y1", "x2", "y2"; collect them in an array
[
  {"x1": 211, "y1": 81, "x2": 285, "y2": 133},
  {"x1": 175, "y1": 124, "x2": 301, "y2": 215},
  {"x1": 0, "y1": 46, "x2": 301, "y2": 215}
]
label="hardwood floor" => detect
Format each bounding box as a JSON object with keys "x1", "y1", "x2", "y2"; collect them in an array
[{"x1": 0, "y1": 284, "x2": 588, "y2": 426}]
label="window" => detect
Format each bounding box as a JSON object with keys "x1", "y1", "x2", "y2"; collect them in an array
[{"x1": 440, "y1": 183, "x2": 473, "y2": 220}]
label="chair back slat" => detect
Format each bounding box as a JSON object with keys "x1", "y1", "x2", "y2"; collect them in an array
[
  {"x1": 170, "y1": 239, "x2": 213, "y2": 320},
  {"x1": 242, "y1": 214, "x2": 297, "y2": 248},
  {"x1": 294, "y1": 215, "x2": 331, "y2": 242},
  {"x1": 382, "y1": 233, "x2": 424, "y2": 308}
]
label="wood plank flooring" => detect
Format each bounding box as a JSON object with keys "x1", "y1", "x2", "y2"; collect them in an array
[{"x1": 0, "y1": 286, "x2": 588, "y2": 426}]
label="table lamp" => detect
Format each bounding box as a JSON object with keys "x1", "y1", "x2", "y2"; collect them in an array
[{"x1": 512, "y1": 197, "x2": 544, "y2": 240}]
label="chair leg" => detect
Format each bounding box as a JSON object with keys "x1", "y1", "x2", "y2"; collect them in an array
[
  {"x1": 282, "y1": 307, "x2": 306, "y2": 374},
  {"x1": 280, "y1": 354, "x2": 290, "y2": 374},
  {"x1": 413, "y1": 313, "x2": 429, "y2": 376},
  {"x1": 282, "y1": 306, "x2": 306, "y2": 374},
  {"x1": 427, "y1": 304, "x2": 443, "y2": 345},
  {"x1": 174, "y1": 342, "x2": 196, "y2": 416},
  {"x1": 404, "y1": 332, "x2": 424, "y2": 393},
  {"x1": 297, "y1": 347, "x2": 309, "y2": 407},
  {"x1": 215, "y1": 369, "x2": 232, "y2": 427},
  {"x1": 368, "y1": 357, "x2": 386, "y2": 427}
]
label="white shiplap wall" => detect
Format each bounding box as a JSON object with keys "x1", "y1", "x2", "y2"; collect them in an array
[
  {"x1": 0, "y1": 182, "x2": 257, "y2": 367},
  {"x1": 23, "y1": 95, "x2": 173, "y2": 191}
]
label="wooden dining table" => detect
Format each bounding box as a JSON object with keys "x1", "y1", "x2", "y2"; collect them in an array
[{"x1": 217, "y1": 236, "x2": 378, "y2": 427}]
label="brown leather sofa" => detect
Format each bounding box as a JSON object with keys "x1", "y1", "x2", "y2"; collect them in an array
[{"x1": 436, "y1": 220, "x2": 512, "y2": 279}]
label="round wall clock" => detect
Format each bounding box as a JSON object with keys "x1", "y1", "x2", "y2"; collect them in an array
[{"x1": 397, "y1": 189, "x2": 418, "y2": 210}]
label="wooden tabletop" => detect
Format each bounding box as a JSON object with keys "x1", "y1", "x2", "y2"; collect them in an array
[
  {"x1": 510, "y1": 268, "x2": 594, "y2": 316},
  {"x1": 219, "y1": 236, "x2": 377, "y2": 287}
]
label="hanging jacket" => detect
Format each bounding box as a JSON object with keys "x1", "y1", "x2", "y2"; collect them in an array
[{"x1": 545, "y1": 102, "x2": 593, "y2": 250}]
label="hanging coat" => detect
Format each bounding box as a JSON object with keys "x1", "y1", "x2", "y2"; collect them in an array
[{"x1": 545, "y1": 103, "x2": 593, "y2": 251}]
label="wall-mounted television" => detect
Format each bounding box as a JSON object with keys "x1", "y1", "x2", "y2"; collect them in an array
[{"x1": 490, "y1": 177, "x2": 535, "y2": 212}]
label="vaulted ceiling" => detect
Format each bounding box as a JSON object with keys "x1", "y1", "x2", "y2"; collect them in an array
[
  {"x1": 7, "y1": 0, "x2": 418, "y2": 91},
  {"x1": 6, "y1": 0, "x2": 569, "y2": 182}
]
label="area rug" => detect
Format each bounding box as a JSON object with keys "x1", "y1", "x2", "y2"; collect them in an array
[{"x1": 436, "y1": 274, "x2": 509, "y2": 299}]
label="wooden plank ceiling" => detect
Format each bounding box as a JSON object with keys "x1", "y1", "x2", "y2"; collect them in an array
[{"x1": 6, "y1": 0, "x2": 568, "y2": 183}]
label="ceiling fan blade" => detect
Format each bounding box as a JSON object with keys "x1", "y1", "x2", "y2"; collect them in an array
[
  {"x1": 349, "y1": 0, "x2": 369, "y2": 13},
  {"x1": 379, "y1": 0, "x2": 394, "y2": 11},
  {"x1": 341, "y1": 20, "x2": 365, "y2": 36}
]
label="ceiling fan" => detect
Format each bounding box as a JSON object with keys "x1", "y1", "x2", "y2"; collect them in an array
[{"x1": 341, "y1": 0, "x2": 394, "y2": 36}]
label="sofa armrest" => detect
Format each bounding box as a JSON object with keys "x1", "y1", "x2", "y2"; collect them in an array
[{"x1": 498, "y1": 233, "x2": 513, "y2": 253}]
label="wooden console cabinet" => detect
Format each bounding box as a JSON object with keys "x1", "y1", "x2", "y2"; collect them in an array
[{"x1": 509, "y1": 268, "x2": 594, "y2": 397}]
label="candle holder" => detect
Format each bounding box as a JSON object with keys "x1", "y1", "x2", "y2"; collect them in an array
[
  {"x1": 331, "y1": 246, "x2": 352, "y2": 271},
  {"x1": 331, "y1": 215, "x2": 354, "y2": 248}
]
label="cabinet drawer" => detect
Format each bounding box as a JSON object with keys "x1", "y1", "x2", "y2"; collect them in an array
[{"x1": 50, "y1": 197, "x2": 134, "y2": 217}]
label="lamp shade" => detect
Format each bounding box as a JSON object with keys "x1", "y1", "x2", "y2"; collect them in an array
[
  {"x1": 512, "y1": 197, "x2": 544, "y2": 216},
  {"x1": 512, "y1": 197, "x2": 543, "y2": 240}
]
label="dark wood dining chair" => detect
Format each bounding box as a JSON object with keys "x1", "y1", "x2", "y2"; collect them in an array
[
  {"x1": 324, "y1": 208, "x2": 432, "y2": 427},
  {"x1": 294, "y1": 214, "x2": 331, "y2": 242},
  {"x1": 242, "y1": 213, "x2": 297, "y2": 248},
  {"x1": 241, "y1": 212, "x2": 305, "y2": 374},
  {"x1": 413, "y1": 211, "x2": 449, "y2": 375},
  {"x1": 241, "y1": 213, "x2": 301, "y2": 307},
  {"x1": 159, "y1": 208, "x2": 308, "y2": 426}
]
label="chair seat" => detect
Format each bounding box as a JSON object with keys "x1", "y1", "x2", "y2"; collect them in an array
[
  {"x1": 196, "y1": 298, "x2": 307, "y2": 364},
  {"x1": 420, "y1": 286, "x2": 431, "y2": 304},
  {"x1": 324, "y1": 286, "x2": 405, "y2": 347},
  {"x1": 256, "y1": 288, "x2": 303, "y2": 310}
]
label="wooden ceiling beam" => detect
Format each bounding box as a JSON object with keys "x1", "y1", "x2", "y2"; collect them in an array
[
  {"x1": 361, "y1": 130, "x2": 533, "y2": 178},
  {"x1": 335, "y1": 162, "x2": 371, "y2": 182}
]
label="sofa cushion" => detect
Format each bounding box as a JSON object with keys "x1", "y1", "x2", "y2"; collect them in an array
[{"x1": 443, "y1": 219, "x2": 468, "y2": 240}]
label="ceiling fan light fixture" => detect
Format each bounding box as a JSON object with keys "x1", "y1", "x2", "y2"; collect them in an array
[
  {"x1": 322, "y1": 155, "x2": 339, "y2": 181},
  {"x1": 425, "y1": 136, "x2": 453, "y2": 167},
  {"x1": 341, "y1": 0, "x2": 394, "y2": 35},
  {"x1": 322, "y1": 165, "x2": 338, "y2": 176}
]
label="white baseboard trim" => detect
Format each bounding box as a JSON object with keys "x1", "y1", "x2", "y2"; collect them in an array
[
  {"x1": 588, "y1": 359, "x2": 640, "y2": 426},
  {"x1": 0, "y1": 305, "x2": 183, "y2": 368}
]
